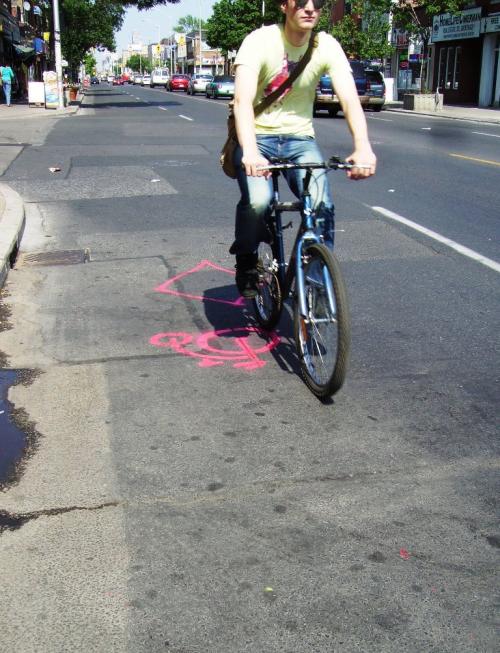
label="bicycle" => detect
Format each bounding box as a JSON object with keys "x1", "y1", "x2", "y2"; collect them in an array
[{"x1": 252, "y1": 156, "x2": 359, "y2": 398}]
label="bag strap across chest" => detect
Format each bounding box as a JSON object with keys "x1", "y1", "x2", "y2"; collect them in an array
[{"x1": 253, "y1": 31, "x2": 318, "y2": 117}]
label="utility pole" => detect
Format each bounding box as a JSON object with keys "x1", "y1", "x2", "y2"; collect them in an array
[
  {"x1": 52, "y1": 0, "x2": 65, "y2": 109},
  {"x1": 199, "y1": 1, "x2": 202, "y2": 73}
]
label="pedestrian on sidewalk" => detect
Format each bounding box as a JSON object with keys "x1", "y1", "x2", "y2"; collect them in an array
[{"x1": 0, "y1": 64, "x2": 15, "y2": 106}]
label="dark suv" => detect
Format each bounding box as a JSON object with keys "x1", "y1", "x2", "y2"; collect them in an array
[
  {"x1": 314, "y1": 61, "x2": 385, "y2": 116},
  {"x1": 364, "y1": 69, "x2": 385, "y2": 112}
]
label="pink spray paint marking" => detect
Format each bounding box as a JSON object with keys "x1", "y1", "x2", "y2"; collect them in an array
[
  {"x1": 399, "y1": 548, "x2": 411, "y2": 560},
  {"x1": 154, "y1": 259, "x2": 245, "y2": 307},
  {"x1": 150, "y1": 327, "x2": 280, "y2": 371}
]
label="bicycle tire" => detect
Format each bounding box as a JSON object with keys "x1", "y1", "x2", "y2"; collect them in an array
[
  {"x1": 252, "y1": 241, "x2": 282, "y2": 331},
  {"x1": 294, "y1": 243, "x2": 350, "y2": 397}
]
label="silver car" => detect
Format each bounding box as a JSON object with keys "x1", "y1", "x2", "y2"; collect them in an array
[
  {"x1": 187, "y1": 74, "x2": 213, "y2": 95},
  {"x1": 206, "y1": 75, "x2": 235, "y2": 99}
]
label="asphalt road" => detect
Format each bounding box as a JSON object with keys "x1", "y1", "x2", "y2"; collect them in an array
[{"x1": 0, "y1": 85, "x2": 498, "y2": 652}]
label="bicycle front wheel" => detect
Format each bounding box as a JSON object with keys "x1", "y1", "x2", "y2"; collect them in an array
[
  {"x1": 294, "y1": 243, "x2": 350, "y2": 397},
  {"x1": 252, "y1": 241, "x2": 282, "y2": 331}
]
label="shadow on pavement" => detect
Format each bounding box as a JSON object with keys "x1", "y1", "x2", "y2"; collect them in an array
[
  {"x1": 82, "y1": 89, "x2": 181, "y2": 109},
  {"x1": 202, "y1": 284, "x2": 301, "y2": 377}
]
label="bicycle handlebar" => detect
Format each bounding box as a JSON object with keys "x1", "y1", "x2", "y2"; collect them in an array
[{"x1": 256, "y1": 156, "x2": 371, "y2": 172}]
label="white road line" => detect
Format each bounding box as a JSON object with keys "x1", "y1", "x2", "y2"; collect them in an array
[
  {"x1": 367, "y1": 116, "x2": 393, "y2": 122},
  {"x1": 179, "y1": 114, "x2": 193, "y2": 121},
  {"x1": 472, "y1": 131, "x2": 500, "y2": 139},
  {"x1": 371, "y1": 206, "x2": 500, "y2": 274},
  {"x1": 158, "y1": 106, "x2": 168, "y2": 111}
]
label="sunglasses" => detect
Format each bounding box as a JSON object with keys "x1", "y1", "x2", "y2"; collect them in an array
[{"x1": 295, "y1": 0, "x2": 326, "y2": 9}]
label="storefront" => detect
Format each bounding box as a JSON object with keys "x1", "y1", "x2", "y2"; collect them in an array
[
  {"x1": 479, "y1": 13, "x2": 500, "y2": 106},
  {"x1": 431, "y1": 7, "x2": 483, "y2": 104},
  {"x1": 389, "y1": 28, "x2": 431, "y2": 100}
]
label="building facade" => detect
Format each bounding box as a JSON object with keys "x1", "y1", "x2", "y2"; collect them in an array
[
  {"x1": 331, "y1": 1, "x2": 500, "y2": 108},
  {"x1": 430, "y1": 1, "x2": 500, "y2": 107},
  {"x1": 1, "y1": 0, "x2": 50, "y2": 99}
]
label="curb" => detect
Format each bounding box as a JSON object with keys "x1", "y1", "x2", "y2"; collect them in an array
[
  {"x1": 0, "y1": 183, "x2": 25, "y2": 289},
  {"x1": 384, "y1": 106, "x2": 500, "y2": 125}
]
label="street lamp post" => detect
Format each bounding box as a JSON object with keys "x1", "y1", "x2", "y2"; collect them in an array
[{"x1": 52, "y1": 0, "x2": 65, "y2": 109}]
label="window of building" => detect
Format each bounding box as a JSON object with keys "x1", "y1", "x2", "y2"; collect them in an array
[{"x1": 438, "y1": 46, "x2": 461, "y2": 91}]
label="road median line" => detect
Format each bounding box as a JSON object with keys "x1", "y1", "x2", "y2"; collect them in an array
[{"x1": 449, "y1": 153, "x2": 500, "y2": 167}]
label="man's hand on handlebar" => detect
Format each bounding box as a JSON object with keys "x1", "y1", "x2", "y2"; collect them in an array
[
  {"x1": 346, "y1": 146, "x2": 377, "y2": 180},
  {"x1": 242, "y1": 149, "x2": 272, "y2": 178}
]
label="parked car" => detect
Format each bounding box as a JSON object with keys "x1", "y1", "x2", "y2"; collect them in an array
[
  {"x1": 90, "y1": 76, "x2": 99, "y2": 85},
  {"x1": 313, "y1": 73, "x2": 338, "y2": 117},
  {"x1": 187, "y1": 73, "x2": 213, "y2": 95},
  {"x1": 151, "y1": 68, "x2": 170, "y2": 88},
  {"x1": 206, "y1": 75, "x2": 235, "y2": 99},
  {"x1": 112, "y1": 76, "x2": 124, "y2": 86},
  {"x1": 167, "y1": 74, "x2": 190, "y2": 91},
  {"x1": 141, "y1": 73, "x2": 151, "y2": 86},
  {"x1": 364, "y1": 69, "x2": 385, "y2": 111},
  {"x1": 313, "y1": 61, "x2": 368, "y2": 116},
  {"x1": 133, "y1": 73, "x2": 143, "y2": 85}
]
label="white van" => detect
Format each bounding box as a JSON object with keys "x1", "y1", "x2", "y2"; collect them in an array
[{"x1": 151, "y1": 68, "x2": 170, "y2": 88}]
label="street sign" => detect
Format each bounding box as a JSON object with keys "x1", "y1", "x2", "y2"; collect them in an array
[{"x1": 177, "y1": 35, "x2": 186, "y2": 58}]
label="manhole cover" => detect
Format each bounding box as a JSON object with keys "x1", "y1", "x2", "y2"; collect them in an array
[{"x1": 19, "y1": 249, "x2": 90, "y2": 267}]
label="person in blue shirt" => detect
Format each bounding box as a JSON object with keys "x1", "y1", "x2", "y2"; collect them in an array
[{"x1": 0, "y1": 65, "x2": 15, "y2": 106}]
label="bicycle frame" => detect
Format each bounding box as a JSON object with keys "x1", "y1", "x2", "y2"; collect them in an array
[{"x1": 268, "y1": 168, "x2": 328, "y2": 319}]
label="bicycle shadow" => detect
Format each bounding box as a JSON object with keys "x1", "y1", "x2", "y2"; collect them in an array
[{"x1": 202, "y1": 284, "x2": 301, "y2": 377}]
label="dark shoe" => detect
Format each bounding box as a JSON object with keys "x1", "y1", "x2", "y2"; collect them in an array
[{"x1": 235, "y1": 253, "x2": 259, "y2": 299}]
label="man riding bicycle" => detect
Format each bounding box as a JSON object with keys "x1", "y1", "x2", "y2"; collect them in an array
[{"x1": 230, "y1": 0, "x2": 377, "y2": 298}]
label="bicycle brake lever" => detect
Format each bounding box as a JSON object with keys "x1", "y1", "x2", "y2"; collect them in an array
[{"x1": 328, "y1": 156, "x2": 346, "y2": 167}]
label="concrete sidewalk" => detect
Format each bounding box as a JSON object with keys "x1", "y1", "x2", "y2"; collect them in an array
[
  {"x1": 385, "y1": 100, "x2": 500, "y2": 125},
  {"x1": 0, "y1": 91, "x2": 83, "y2": 120}
]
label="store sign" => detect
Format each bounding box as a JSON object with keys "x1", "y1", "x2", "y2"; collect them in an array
[
  {"x1": 482, "y1": 15, "x2": 500, "y2": 33},
  {"x1": 431, "y1": 8, "x2": 482, "y2": 42}
]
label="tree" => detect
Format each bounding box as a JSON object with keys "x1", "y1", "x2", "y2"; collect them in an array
[
  {"x1": 83, "y1": 52, "x2": 97, "y2": 74},
  {"x1": 205, "y1": 0, "x2": 282, "y2": 55},
  {"x1": 173, "y1": 15, "x2": 209, "y2": 33},
  {"x1": 126, "y1": 53, "x2": 152, "y2": 72},
  {"x1": 60, "y1": 0, "x2": 181, "y2": 75},
  {"x1": 61, "y1": 0, "x2": 125, "y2": 75}
]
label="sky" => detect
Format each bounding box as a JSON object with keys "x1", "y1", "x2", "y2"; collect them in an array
[{"x1": 115, "y1": 0, "x2": 215, "y2": 51}]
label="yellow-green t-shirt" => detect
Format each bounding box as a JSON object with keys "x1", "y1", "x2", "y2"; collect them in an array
[{"x1": 234, "y1": 25, "x2": 352, "y2": 137}]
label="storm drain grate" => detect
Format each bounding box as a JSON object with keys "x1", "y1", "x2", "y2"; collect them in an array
[{"x1": 19, "y1": 249, "x2": 91, "y2": 267}]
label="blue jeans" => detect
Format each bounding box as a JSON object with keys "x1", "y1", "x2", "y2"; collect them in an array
[
  {"x1": 231, "y1": 135, "x2": 335, "y2": 255},
  {"x1": 3, "y1": 81, "x2": 11, "y2": 106}
]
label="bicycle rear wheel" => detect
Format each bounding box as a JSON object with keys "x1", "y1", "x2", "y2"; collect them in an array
[
  {"x1": 252, "y1": 241, "x2": 282, "y2": 331},
  {"x1": 294, "y1": 243, "x2": 350, "y2": 397}
]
